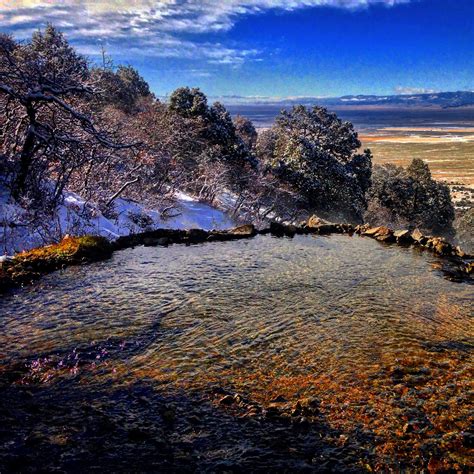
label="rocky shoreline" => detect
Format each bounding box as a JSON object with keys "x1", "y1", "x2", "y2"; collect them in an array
[{"x1": 1, "y1": 219, "x2": 472, "y2": 294}]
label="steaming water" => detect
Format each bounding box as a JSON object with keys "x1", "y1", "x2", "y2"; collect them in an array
[{"x1": 0, "y1": 234, "x2": 472, "y2": 470}]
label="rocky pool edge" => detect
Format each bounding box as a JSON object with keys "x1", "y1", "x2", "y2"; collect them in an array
[{"x1": 1, "y1": 219, "x2": 472, "y2": 294}]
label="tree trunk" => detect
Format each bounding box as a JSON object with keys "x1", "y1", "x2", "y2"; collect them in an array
[
  {"x1": 12, "y1": 105, "x2": 36, "y2": 200},
  {"x1": 106, "y1": 176, "x2": 140, "y2": 207}
]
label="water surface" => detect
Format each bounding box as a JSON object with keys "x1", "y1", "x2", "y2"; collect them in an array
[
  {"x1": 227, "y1": 105, "x2": 474, "y2": 131},
  {"x1": 0, "y1": 235, "x2": 472, "y2": 471}
]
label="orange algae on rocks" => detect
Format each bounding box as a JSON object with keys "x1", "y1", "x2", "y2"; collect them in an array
[
  {"x1": 16, "y1": 235, "x2": 112, "y2": 265},
  {"x1": 0, "y1": 236, "x2": 112, "y2": 292}
]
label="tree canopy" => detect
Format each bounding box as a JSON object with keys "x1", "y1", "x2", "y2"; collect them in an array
[
  {"x1": 366, "y1": 159, "x2": 455, "y2": 234},
  {"x1": 257, "y1": 105, "x2": 372, "y2": 221},
  {"x1": 0, "y1": 25, "x2": 457, "y2": 239},
  {"x1": 0, "y1": 26, "x2": 139, "y2": 207}
]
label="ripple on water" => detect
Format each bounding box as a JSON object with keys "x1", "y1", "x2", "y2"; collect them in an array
[{"x1": 0, "y1": 234, "x2": 472, "y2": 469}]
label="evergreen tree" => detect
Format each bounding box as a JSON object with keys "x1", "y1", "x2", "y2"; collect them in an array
[{"x1": 257, "y1": 105, "x2": 372, "y2": 220}]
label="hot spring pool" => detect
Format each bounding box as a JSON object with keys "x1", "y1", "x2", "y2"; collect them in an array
[{"x1": 0, "y1": 234, "x2": 472, "y2": 471}]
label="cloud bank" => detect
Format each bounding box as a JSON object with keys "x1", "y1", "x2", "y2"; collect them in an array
[
  {"x1": 0, "y1": 1, "x2": 410, "y2": 64},
  {"x1": 394, "y1": 86, "x2": 439, "y2": 95}
]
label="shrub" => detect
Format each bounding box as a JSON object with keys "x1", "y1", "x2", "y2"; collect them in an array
[
  {"x1": 256, "y1": 105, "x2": 372, "y2": 221},
  {"x1": 366, "y1": 159, "x2": 455, "y2": 234},
  {"x1": 454, "y1": 208, "x2": 474, "y2": 253}
]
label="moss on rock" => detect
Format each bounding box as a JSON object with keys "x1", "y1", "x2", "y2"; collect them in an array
[
  {"x1": 0, "y1": 236, "x2": 112, "y2": 293},
  {"x1": 14, "y1": 235, "x2": 112, "y2": 269}
]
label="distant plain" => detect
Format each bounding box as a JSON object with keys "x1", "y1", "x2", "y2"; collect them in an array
[
  {"x1": 228, "y1": 105, "x2": 474, "y2": 186},
  {"x1": 361, "y1": 127, "x2": 474, "y2": 185}
]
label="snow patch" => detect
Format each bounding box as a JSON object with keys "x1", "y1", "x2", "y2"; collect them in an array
[{"x1": 0, "y1": 182, "x2": 235, "y2": 256}]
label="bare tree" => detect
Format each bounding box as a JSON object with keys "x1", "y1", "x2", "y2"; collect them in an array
[{"x1": 0, "y1": 26, "x2": 138, "y2": 208}]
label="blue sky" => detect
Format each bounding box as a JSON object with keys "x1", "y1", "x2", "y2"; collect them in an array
[{"x1": 1, "y1": 0, "x2": 473, "y2": 101}]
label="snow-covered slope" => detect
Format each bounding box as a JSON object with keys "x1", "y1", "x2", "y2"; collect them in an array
[{"x1": 0, "y1": 184, "x2": 235, "y2": 255}]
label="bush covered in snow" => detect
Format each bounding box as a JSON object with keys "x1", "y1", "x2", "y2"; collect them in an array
[
  {"x1": 366, "y1": 158, "x2": 455, "y2": 235},
  {"x1": 256, "y1": 105, "x2": 372, "y2": 221}
]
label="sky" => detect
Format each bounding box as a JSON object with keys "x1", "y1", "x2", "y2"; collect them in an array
[{"x1": 0, "y1": 0, "x2": 473, "y2": 101}]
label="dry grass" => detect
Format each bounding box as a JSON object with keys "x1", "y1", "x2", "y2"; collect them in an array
[{"x1": 361, "y1": 136, "x2": 474, "y2": 185}]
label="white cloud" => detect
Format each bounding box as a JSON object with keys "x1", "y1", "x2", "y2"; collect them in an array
[
  {"x1": 395, "y1": 86, "x2": 439, "y2": 95},
  {"x1": 0, "y1": 1, "x2": 410, "y2": 64}
]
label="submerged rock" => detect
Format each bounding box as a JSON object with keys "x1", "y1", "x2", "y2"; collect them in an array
[
  {"x1": 455, "y1": 246, "x2": 466, "y2": 258},
  {"x1": 219, "y1": 395, "x2": 235, "y2": 406},
  {"x1": 463, "y1": 262, "x2": 473, "y2": 275},
  {"x1": 270, "y1": 395, "x2": 287, "y2": 403},
  {"x1": 264, "y1": 405, "x2": 281, "y2": 418}
]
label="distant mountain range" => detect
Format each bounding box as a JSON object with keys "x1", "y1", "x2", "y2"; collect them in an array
[
  {"x1": 220, "y1": 91, "x2": 474, "y2": 108},
  {"x1": 319, "y1": 91, "x2": 474, "y2": 108}
]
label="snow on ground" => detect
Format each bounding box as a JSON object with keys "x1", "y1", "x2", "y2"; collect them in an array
[
  {"x1": 0, "y1": 182, "x2": 235, "y2": 256},
  {"x1": 159, "y1": 197, "x2": 236, "y2": 230},
  {"x1": 216, "y1": 189, "x2": 285, "y2": 224}
]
